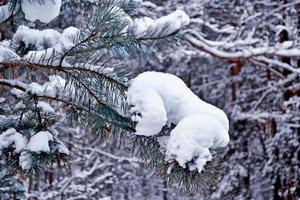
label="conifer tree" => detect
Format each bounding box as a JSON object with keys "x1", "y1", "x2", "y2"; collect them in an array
[{"x1": 0, "y1": 0, "x2": 229, "y2": 198}]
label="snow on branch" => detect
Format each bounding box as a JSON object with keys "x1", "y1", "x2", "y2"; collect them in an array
[
  {"x1": 185, "y1": 34, "x2": 300, "y2": 60},
  {"x1": 0, "y1": 60, "x2": 128, "y2": 90},
  {"x1": 127, "y1": 71, "x2": 229, "y2": 173},
  {"x1": 0, "y1": 2, "x2": 13, "y2": 23},
  {"x1": 0, "y1": 78, "x2": 135, "y2": 132},
  {"x1": 130, "y1": 9, "x2": 190, "y2": 38},
  {"x1": 0, "y1": 128, "x2": 27, "y2": 153},
  {"x1": 254, "y1": 56, "x2": 300, "y2": 74},
  {"x1": 189, "y1": 18, "x2": 236, "y2": 34},
  {"x1": 21, "y1": 0, "x2": 61, "y2": 23}
]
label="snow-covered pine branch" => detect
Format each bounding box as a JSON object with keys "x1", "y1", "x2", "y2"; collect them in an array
[
  {"x1": 0, "y1": 0, "x2": 231, "y2": 197},
  {"x1": 127, "y1": 71, "x2": 230, "y2": 193}
]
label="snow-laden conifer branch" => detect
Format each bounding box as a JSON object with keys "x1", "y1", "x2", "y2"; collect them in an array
[
  {"x1": 0, "y1": 60, "x2": 128, "y2": 90},
  {"x1": 0, "y1": 162, "x2": 24, "y2": 197},
  {"x1": 127, "y1": 72, "x2": 230, "y2": 193},
  {"x1": 0, "y1": 78, "x2": 135, "y2": 132},
  {"x1": 1, "y1": 0, "x2": 232, "y2": 196}
]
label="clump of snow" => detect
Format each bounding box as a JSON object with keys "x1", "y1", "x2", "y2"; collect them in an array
[
  {"x1": 24, "y1": 47, "x2": 58, "y2": 64},
  {"x1": 5, "y1": 75, "x2": 67, "y2": 99},
  {"x1": 0, "y1": 45, "x2": 20, "y2": 62},
  {"x1": 11, "y1": 25, "x2": 80, "y2": 64},
  {"x1": 12, "y1": 25, "x2": 80, "y2": 51},
  {"x1": 19, "y1": 151, "x2": 32, "y2": 170},
  {"x1": 0, "y1": 3, "x2": 13, "y2": 23},
  {"x1": 130, "y1": 10, "x2": 190, "y2": 38},
  {"x1": 128, "y1": 72, "x2": 229, "y2": 131},
  {"x1": 54, "y1": 139, "x2": 70, "y2": 155},
  {"x1": 12, "y1": 25, "x2": 61, "y2": 50},
  {"x1": 127, "y1": 71, "x2": 229, "y2": 172},
  {"x1": 60, "y1": 26, "x2": 80, "y2": 49},
  {"x1": 0, "y1": 128, "x2": 27, "y2": 153},
  {"x1": 10, "y1": 87, "x2": 25, "y2": 97},
  {"x1": 129, "y1": 89, "x2": 167, "y2": 136},
  {"x1": 0, "y1": 127, "x2": 69, "y2": 169},
  {"x1": 27, "y1": 131, "x2": 53, "y2": 152},
  {"x1": 37, "y1": 101, "x2": 55, "y2": 113},
  {"x1": 21, "y1": 0, "x2": 62, "y2": 23},
  {"x1": 0, "y1": 128, "x2": 57, "y2": 154},
  {"x1": 166, "y1": 113, "x2": 229, "y2": 172},
  {"x1": 276, "y1": 41, "x2": 293, "y2": 49},
  {"x1": 26, "y1": 75, "x2": 66, "y2": 97},
  {"x1": 57, "y1": 143, "x2": 69, "y2": 154}
]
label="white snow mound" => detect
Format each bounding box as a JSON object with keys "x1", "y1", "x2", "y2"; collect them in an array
[
  {"x1": 21, "y1": 0, "x2": 62, "y2": 23},
  {"x1": 0, "y1": 128, "x2": 27, "y2": 153},
  {"x1": 12, "y1": 25, "x2": 61, "y2": 50},
  {"x1": 27, "y1": 131, "x2": 53, "y2": 152},
  {"x1": 127, "y1": 71, "x2": 230, "y2": 172},
  {"x1": 13, "y1": 25, "x2": 80, "y2": 51}
]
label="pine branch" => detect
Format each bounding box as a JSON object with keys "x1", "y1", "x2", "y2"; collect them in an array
[
  {"x1": 133, "y1": 135, "x2": 226, "y2": 194},
  {"x1": 0, "y1": 79, "x2": 135, "y2": 132},
  {"x1": 0, "y1": 60, "x2": 129, "y2": 90},
  {"x1": 58, "y1": 31, "x2": 99, "y2": 66}
]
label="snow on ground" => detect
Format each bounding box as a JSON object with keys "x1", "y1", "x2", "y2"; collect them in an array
[
  {"x1": 127, "y1": 71, "x2": 230, "y2": 172},
  {"x1": 21, "y1": 0, "x2": 62, "y2": 23}
]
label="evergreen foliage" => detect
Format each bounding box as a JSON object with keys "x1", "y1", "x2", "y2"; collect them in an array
[
  {"x1": 0, "y1": 0, "x2": 225, "y2": 197},
  {"x1": 0, "y1": 163, "x2": 24, "y2": 199}
]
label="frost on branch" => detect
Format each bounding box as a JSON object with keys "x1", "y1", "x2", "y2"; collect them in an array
[{"x1": 127, "y1": 71, "x2": 229, "y2": 173}]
